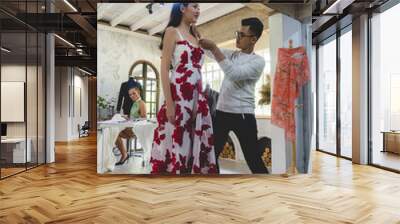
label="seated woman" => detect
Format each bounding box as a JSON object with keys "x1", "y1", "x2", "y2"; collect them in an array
[{"x1": 115, "y1": 86, "x2": 146, "y2": 165}]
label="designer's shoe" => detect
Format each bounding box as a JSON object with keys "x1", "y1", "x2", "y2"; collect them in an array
[{"x1": 115, "y1": 155, "x2": 129, "y2": 166}]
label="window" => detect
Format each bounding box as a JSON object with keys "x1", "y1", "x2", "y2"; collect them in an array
[
  {"x1": 317, "y1": 36, "x2": 337, "y2": 155},
  {"x1": 340, "y1": 28, "x2": 352, "y2": 158},
  {"x1": 202, "y1": 62, "x2": 224, "y2": 92},
  {"x1": 0, "y1": 1, "x2": 47, "y2": 179},
  {"x1": 390, "y1": 74, "x2": 400, "y2": 130},
  {"x1": 316, "y1": 26, "x2": 353, "y2": 159},
  {"x1": 129, "y1": 61, "x2": 160, "y2": 118},
  {"x1": 255, "y1": 49, "x2": 271, "y2": 117},
  {"x1": 370, "y1": 3, "x2": 400, "y2": 171}
]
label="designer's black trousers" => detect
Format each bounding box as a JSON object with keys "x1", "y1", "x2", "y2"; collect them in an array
[{"x1": 214, "y1": 110, "x2": 268, "y2": 174}]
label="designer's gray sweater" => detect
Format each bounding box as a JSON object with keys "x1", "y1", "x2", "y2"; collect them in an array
[{"x1": 206, "y1": 49, "x2": 266, "y2": 115}]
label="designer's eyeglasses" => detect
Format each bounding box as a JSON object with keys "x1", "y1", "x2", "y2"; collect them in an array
[{"x1": 235, "y1": 31, "x2": 255, "y2": 39}]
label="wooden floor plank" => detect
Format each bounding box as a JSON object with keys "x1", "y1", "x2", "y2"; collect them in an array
[{"x1": 0, "y1": 135, "x2": 399, "y2": 223}]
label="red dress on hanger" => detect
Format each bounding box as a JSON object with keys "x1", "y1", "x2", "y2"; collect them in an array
[{"x1": 271, "y1": 46, "x2": 310, "y2": 142}]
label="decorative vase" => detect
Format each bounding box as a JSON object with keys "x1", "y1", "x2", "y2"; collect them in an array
[{"x1": 98, "y1": 108, "x2": 110, "y2": 121}]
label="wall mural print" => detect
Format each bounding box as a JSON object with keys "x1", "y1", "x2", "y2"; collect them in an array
[{"x1": 97, "y1": 2, "x2": 312, "y2": 175}]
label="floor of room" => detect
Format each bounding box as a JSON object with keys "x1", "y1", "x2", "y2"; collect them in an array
[
  {"x1": 0, "y1": 167, "x2": 26, "y2": 177},
  {"x1": 373, "y1": 150, "x2": 400, "y2": 171},
  {"x1": 110, "y1": 151, "x2": 252, "y2": 175},
  {"x1": 1, "y1": 161, "x2": 47, "y2": 178},
  {"x1": 0, "y1": 135, "x2": 400, "y2": 223}
]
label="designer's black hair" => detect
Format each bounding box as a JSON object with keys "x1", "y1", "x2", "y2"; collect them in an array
[{"x1": 241, "y1": 17, "x2": 264, "y2": 40}]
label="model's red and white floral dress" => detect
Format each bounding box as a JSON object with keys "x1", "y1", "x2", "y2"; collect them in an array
[{"x1": 150, "y1": 30, "x2": 217, "y2": 174}]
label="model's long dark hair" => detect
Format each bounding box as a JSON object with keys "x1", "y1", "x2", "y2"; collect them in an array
[{"x1": 159, "y1": 3, "x2": 195, "y2": 50}]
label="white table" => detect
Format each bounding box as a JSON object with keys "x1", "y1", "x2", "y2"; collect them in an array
[
  {"x1": 1, "y1": 138, "x2": 31, "y2": 163},
  {"x1": 97, "y1": 119, "x2": 157, "y2": 174}
]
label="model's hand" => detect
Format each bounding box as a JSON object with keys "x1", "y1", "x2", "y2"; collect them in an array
[
  {"x1": 166, "y1": 102, "x2": 176, "y2": 125},
  {"x1": 199, "y1": 38, "x2": 217, "y2": 51}
]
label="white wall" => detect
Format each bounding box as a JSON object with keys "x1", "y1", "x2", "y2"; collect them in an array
[
  {"x1": 55, "y1": 67, "x2": 89, "y2": 141},
  {"x1": 97, "y1": 24, "x2": 161, "y2": 110},
  {"x1": 55, "y1": 67, "x2": 68, "y2": 141},
  {"x1": 72, "y1": 74, "x2": 89, "y2": 138}
]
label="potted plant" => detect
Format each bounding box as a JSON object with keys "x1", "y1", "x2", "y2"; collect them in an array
[{"x1": 258, "y1": 75, "x2": 271, "y2": 106}]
